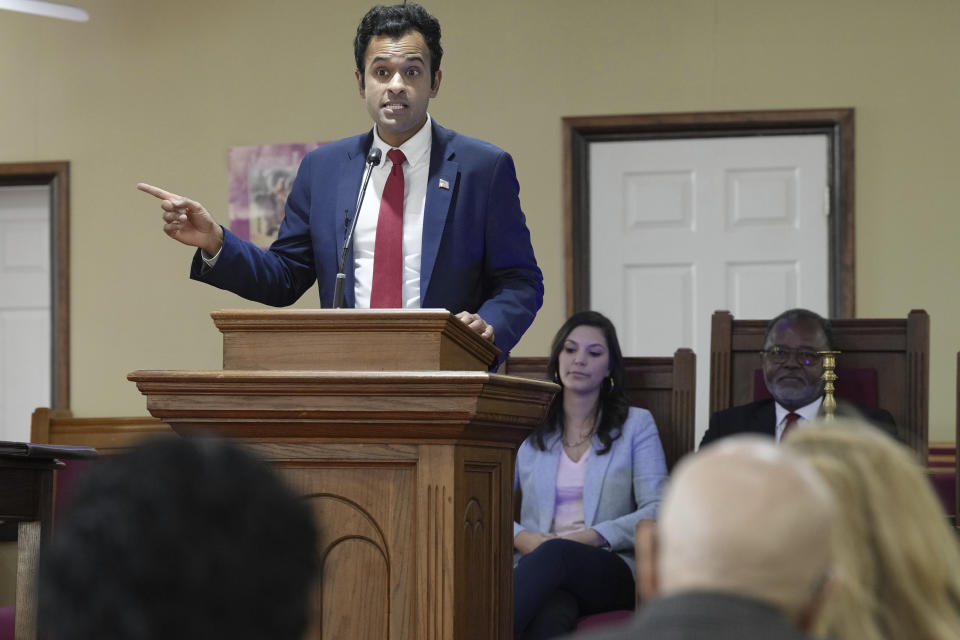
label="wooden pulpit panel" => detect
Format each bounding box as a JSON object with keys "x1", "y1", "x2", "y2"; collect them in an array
[
  {"x1": 213, "y1": 309, "x2": 500, "y2": 372},
  {"x1": 283, "y1": 459, "x2": 415, "y2": 639},
  {"x1": 234, "y1": 441, "x2": 515, "y2": 640},
  {"x1": 456, "y1": 446, "x2": 511, "y2": 640},
  {"x1": 30, "y1": 408, "x2": 171, "y2": 454},
  {"x1": 130, "y1": 371, "x2": 556, "y2": 640}
]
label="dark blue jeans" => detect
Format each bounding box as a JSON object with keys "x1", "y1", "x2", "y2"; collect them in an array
[{"x1": 513, "y1": 538, "x2": 635, "y2": 639}]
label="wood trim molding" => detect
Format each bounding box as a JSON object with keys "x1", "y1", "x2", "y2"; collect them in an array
[
  {"x1": 905, "y1": 309, "x2": 930, "y2": 456},
  {"x1": 0, "y1": 161, "x2": 70, "y2": 408},
  {"x1": 562, "y1": 108, "x2": 856, "y2": 318},
  {"x1": 670, "y1": 346, "x2": 696, "y2": 460}
]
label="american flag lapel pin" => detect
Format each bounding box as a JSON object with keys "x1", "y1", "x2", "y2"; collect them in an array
[{"x1": 438, "y1": 178, "x2": 450, "y2": 190}]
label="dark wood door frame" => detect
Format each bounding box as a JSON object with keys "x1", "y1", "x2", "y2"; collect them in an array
[
  {"x1": 0, "y1": 161, "x2": 70, "y2": 408},
  {"x1": 562, "y1": 108, "x2": 856, "y2": 318}
]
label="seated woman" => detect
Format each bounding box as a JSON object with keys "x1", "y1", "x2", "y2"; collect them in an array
[
  {"x1": 513, "y1": 311, "x2": 668, "y2": 639},
  {"x1": 784, "y1": 420, "x2": 960, "y2": 640}
]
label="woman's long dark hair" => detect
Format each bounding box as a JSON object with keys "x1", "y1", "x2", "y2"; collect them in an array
[{"x1": 531, "y1": 310, "x2": 629, "y2": 455}]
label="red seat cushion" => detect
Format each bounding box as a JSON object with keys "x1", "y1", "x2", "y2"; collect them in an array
[
  {"x1": 53, "y1": 458, "x2": 95, "y2": 517},
  {"x1": 928, "y1": 470, "x2": 956, "y2": 518},
  {"x1": 575, "y1": 609, "x2": 633, "y2": 631},
  {"x1": 0, "y1": 606, "x2": 15, "y2": 640}
]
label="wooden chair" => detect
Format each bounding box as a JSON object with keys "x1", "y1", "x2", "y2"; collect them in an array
[
  {"x1": 30, "y1": 408, "x2": 171, "y2": 454},
  {"x1": 29, "y1": 408, "x2": 173, "y2": 515},
  {"x1": 709, "y1": 309, "x2": 930, "y2": 459},
  {"x1": 503, "y1": 349, "x2": 696, "y2": 471},
  {"x1": 928, "y1": 441, "x2": 956, "y2": 526}
]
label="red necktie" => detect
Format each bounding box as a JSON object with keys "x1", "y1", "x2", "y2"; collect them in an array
[
  {"x1": 370, "y1": 149, "x2": 406, "y2": 308},
  {"x1": 781, "y1": 412, "x2": 801, "y2": 440}
]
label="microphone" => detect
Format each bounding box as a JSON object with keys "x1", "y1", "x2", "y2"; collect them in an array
[{"x1": 333, "y1": 147, "x2": 382, "y2": 308}]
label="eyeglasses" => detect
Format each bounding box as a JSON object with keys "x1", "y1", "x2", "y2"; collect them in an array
[{"x1": 759, "y1": 347, "x2": 823, "y2": 367}]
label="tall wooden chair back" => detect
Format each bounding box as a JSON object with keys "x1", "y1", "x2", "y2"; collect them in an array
[
  {"x1": 503, "y1": 349, "x2": 696, "y2": 471},
  {"x1": 709, "y1": 309, "x2": 929, "y2": 458}
]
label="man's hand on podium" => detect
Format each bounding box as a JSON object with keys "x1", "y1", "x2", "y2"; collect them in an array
[
  {"x1": 137, "y1": 183, "x2": 224, "y2": 257},
  {"x1": 456, "y1": 311, "x2": 495, "y2": 344}
]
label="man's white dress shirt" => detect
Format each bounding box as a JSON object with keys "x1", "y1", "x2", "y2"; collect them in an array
[
  {"x1": 205, "y1": 115, "x2": 434, "y2": 309},
  {"x1": 774, "y1": 396, "x2": 824, "y2": 441}
]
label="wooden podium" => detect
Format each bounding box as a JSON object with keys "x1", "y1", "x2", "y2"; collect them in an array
[{"x1": 128, "y1": 309, "x2": 557, "y2": 640}]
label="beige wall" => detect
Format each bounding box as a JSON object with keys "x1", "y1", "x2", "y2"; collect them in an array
[{"x1": 1, "y1": 0, "x2": 958, "y2": 439}]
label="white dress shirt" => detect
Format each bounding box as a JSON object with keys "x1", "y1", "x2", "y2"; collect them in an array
[
  {"x1": 204, "y1": 115, "x2": 433, "y2": 309},
  {"x1": 352, "y1": 115, "x2": 432, "y2": 309},
  {"x1": 774, "y1": 396, "x2": 824, "y2": 441}
]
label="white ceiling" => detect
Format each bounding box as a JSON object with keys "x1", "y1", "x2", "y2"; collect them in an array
[{"x1": 0, "y1": 0, "x2": 89, "y2": 22}]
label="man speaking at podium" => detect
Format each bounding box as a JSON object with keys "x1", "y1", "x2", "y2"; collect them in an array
[{"x1": 139, "y1": 3, "x2": 543, "y2": 357}]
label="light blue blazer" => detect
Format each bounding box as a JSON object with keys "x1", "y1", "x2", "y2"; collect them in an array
[{"x1": 514, "y1": 407, "x2": 668, "y2": 575}]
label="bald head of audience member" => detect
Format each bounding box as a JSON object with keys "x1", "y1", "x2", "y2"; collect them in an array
[{"x1": 654, "y1": 437, "x2": 834, "y2": 629}]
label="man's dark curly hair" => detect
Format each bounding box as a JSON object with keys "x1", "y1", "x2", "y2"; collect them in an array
[
  {"x1": 764, "y1": 308, "x2": 834, "y2": 349},
  {"x1": 354, "y1": 3, "x2": 443, "y2": 88},
  {"x1": 39, "y1": 436, "x2": 318, "y2": 640}
]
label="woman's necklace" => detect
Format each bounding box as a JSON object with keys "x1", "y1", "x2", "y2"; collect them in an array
[{"x1": 562, "y1": 416, "x2": 597, "y2": 448}]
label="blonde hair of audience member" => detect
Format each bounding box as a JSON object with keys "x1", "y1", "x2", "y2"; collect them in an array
[
  {"x1": 655, "y1": 436, "x2": 835, "y2": 630},
  {"x1": 784, "y1": 420, "x2": 960, "y2": 640}
]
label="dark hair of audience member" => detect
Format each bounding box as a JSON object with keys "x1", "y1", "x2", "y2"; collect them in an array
[
  {"x1": 354, "y1": 3, "x2": 443, "y2": 88},
  {"x1": 764, "y1": 307, "x2": 834, "y2": 348},
  {"x1": 39, "y1": 436, "x2": 318, "y2": 640},
  {"x1": 531, "y1": 310, "x2": 630, "y2": 454}
]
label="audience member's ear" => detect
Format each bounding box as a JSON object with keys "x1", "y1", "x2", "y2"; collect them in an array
[
  {"x1": 795, "y1": 568, "x2": 834, "y2": 633},
  {"x1": 635, "y1": 519, "x2": 659, "y2": 603}
]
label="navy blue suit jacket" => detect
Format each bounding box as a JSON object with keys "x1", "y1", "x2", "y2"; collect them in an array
[{"x1": 191, "y1": 120, "x2": 543, "y2": 356}]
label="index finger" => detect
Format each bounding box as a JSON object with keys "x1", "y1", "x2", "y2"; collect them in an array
[{"x1": 137, "y1": 182, "x2": 181, "y2": 202}]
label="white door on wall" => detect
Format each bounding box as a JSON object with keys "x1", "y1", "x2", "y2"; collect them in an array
[
  {"x1": 589, "y1": 134, "x2": 829, "y2": 443},
  {"x1": 0, "y1": 184, "x2": 51, "y2": 442}
]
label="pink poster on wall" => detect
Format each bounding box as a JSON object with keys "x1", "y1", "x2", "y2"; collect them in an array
[{"x1": 227, "y1": 142, "x2": 325, "y2": 248}]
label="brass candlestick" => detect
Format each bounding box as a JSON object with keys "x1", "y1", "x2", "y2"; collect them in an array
[{"x1": 818, "y1": 350, "x2": 841, "y2": 422}]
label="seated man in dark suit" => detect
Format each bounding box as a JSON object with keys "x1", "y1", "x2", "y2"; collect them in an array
[
  {"x1": 563, "y1": 436, "x2": 835, "y2": 640},
  {"x1": 701, "y1": 308, "x2": 895, "y2": 447}
]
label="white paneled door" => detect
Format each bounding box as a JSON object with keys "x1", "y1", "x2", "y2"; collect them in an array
[
  {"x1": 0, "y1": 185, "x2": 51, "y2": 441},
  {"x1": 589, "y1": 135, "x2": 829, "y2": 443}
]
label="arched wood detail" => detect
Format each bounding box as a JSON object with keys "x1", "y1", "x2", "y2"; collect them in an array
[
  {"x1": 319, "y1": 536, "x2": 390, "y2": 639},
  {"x1": 307, "y1": 493, "x2": 392, "y2": 639},
  {"x1": 463, "y1": 497, "x2": 484, "y2": 532}
]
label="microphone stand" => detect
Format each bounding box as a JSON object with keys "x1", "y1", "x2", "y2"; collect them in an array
[{"x1": 333, "y1": 148, "x2": 382, "y2": 308}]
